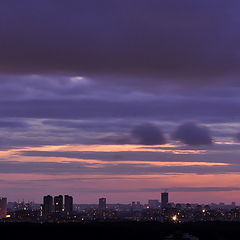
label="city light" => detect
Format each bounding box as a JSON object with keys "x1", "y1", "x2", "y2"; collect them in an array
[{"x1": 1, "y1": 192, "x2": 240, "y2": 223}]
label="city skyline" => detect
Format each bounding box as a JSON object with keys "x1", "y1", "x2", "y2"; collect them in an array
[
  {"x1": 1, "y1": 1, "x2": 240, "y2": 204},
  {"x1": 1, "y1": 192, "x2": 239, "y2": 206},
  {"x1": 2, "y1": 191, "x2": 240, "y2": 224}
]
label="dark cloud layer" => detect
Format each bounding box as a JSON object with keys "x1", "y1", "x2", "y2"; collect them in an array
[
  {"x1": 172, "y1": 122, "x2": 213, "y2": 146},
  {"x1": 1, "y1": 97, "x2": 240, "y2": 123},
  {"x1": 0, "y1": 159, "x2": 238, "y2": 175},
  {"x1": 0, "y1": 0, "x2": 240, "y2": 83}
]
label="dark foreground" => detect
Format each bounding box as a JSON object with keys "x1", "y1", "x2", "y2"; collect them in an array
[{"x1": 1, "y1": 221, "x2": 240, "y2": 239}]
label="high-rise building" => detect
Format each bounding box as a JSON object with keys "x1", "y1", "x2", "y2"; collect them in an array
[
  {"x1": 54, "y1": 195, "x2": 63, "y2": 213},
  {"x1": 161, "y1": 192, "x2": 168, "y2": 209},
  {"x1": 0, "y1": 197, "x2": 7, "y2": 219},
  {"x1": 98, "y1": 198, "x2": 106, "y2": 210},
  {"x1": 64, "y1": 195, "x2": 73, "y2": 215},
  {"x1": 43, "y1": 195, "x2": 53, "y2": 216}
]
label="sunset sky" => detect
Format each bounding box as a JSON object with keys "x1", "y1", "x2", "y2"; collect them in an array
[{"x1": 1, "y1": 0, "x2": 240, "y2": 204}]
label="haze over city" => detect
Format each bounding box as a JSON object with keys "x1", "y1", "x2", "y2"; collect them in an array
[{"x1": 1, "y1": 0, "x2": 240, "y2": 205}]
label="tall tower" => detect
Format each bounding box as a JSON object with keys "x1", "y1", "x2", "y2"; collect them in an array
[
  {"x1": 43, "y1": 195, "x2": 53, "y2": 216},
  {"x1": 0, "y1": 197, "x2": 7, "y2": 219},
  {"x1": 64, "y1": 195, "x2": 73, "y2": 215},
  {"x1": 161, "y1": 192, "x2": 168, "y2": 209},
  {"x1": 54, "y1": 195, "x2": 63, "y2": 213},
  {"x1": 98, "y1": 198, "x2": 106, "y2": 210}
]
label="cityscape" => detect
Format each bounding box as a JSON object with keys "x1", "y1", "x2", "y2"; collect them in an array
[
  {"x1": 1, "y1": 192, "x2": 240, "y2": 223},
  {"x1": 2, "y1": 0, "x2": 240, "y2": 239}
]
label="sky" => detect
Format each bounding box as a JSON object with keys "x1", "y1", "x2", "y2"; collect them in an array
[{"x1": 1, "y1": 0, "x2": 240, "y2": 204}]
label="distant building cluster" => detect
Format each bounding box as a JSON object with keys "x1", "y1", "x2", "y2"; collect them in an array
[
  {"x1": 1, "y1": 192, "x2": 240, "y2": 223},
  {"x1": 42, "y1": 195, "x2": 73, "y2": 217}
]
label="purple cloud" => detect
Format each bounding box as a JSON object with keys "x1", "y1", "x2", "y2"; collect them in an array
[
  {"x1": 131, "y1": 123, "x2": 166, "y2": 145},
  {"x1": 172, "y1": 122, "x2": 213, "y2": 146}
]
